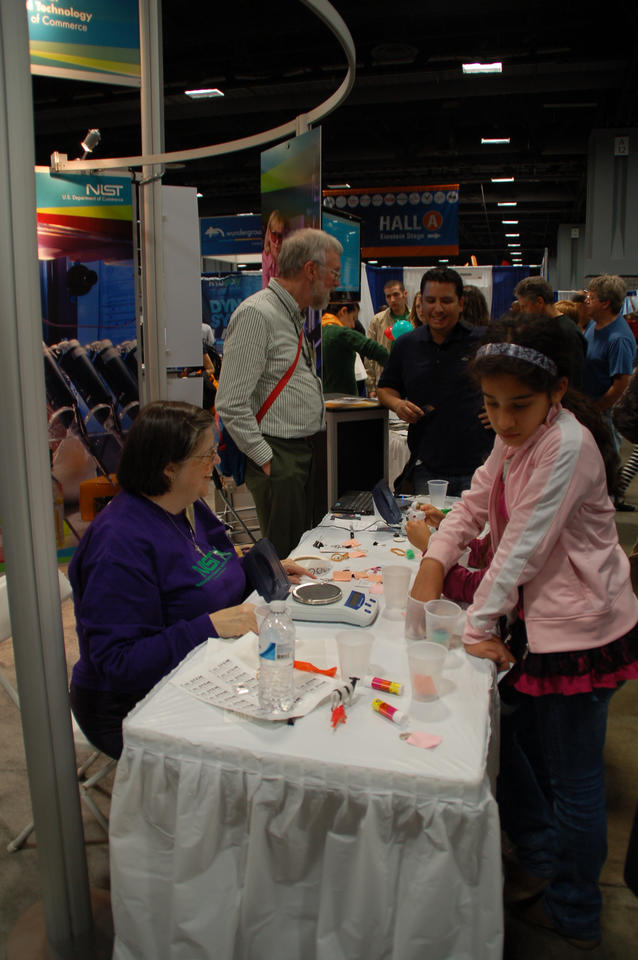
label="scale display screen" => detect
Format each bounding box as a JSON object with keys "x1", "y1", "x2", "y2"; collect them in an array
[{"x1": 344, "y1": 590, "x2": 365, "y2": 610}]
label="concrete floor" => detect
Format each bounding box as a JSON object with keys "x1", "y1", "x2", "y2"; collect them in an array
[{"x1": 1, "y1": 473, "x2": 638, "y2": 959}]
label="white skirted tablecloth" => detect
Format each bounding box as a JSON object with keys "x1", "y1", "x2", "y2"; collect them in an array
[{"x1": 109, "y1": 521, "x2": 503, "y2": 960}]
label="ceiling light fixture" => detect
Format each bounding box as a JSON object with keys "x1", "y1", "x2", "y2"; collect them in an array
[
  {"x1": 491, "y1": 177, "x2": 514, "y2": 183},
  {"x1": 462, "y1": 61, "x2": 502, "y2": 74},
  {"x1": 498, "y1": 201, "x2": 517, "y2": 207},
  {"x1": 502, "y1": 220, "x2": 519, "y2": 224},
  {"x1": 367, "y1": 259, "x2": 378, "y2": 264},
  {"x1": 80, "y1": 128, "x2": 101, "y2": 159},
  {"x1": 196, "y1": 192, "x2": 203, "y2": 198},
  {"x1": 439, "y1": 259, "x2": 449, "y2": 263},
  {"x1": 327, "y1": 183, "x2": 351, "y2": 189},
  {"x1": 508, "y1": 243, "x2": 521, "y2": 247},
  {"x1": 505, "y1": 233, "x2": 520, "y2": 237},
  {"x1": 481, "y1": 137, "x2": 510, "y2": 144},
  {"x1": 185, "y1": 88, "x2": 224, "y2": 99}
]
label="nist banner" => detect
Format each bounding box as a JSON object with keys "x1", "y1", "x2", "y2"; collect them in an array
[
  {"x1": 27, "y1": 0, "x2": 140, "y2": 85},
  {"x1": 323, "y1": 184, "x2": 459, "y2": 258}
]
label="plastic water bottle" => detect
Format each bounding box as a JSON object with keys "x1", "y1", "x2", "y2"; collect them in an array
[{"x1": 258, "y1": 601, "x2": 296, "y2": 713}]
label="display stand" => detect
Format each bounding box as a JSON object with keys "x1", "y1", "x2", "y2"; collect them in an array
[{"x1": 314, "y1": 398, "x2": 389, "y2": 517}]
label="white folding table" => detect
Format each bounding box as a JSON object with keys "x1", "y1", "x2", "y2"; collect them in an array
[{"x1": 109, "y1": 520, "x2": 503, "y2": 960}]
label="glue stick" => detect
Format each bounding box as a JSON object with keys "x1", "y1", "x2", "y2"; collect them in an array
[
  {"x1": 364, "y1": 675, "x2": 403, "y2": 696},
  {"x1": 372, "y1": 698, "x2": 407, "y2": 726}
]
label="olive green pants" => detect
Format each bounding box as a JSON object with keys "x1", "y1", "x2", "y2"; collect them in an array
[{"x1": 245, "y1": 434, "x2": 316, "y2": 558}]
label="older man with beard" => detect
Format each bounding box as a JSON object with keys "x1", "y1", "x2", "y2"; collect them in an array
[{"x1": 216, "y1": 228, "x2": 342, "y2": 556}]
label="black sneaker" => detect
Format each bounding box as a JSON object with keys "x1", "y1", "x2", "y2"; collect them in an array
[{"x1": 616, "y1": 500, "x2": 636, "y2": 512}]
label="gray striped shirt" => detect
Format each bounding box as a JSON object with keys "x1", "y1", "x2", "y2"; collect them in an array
[{"x1": 216, "y1": 279, "x2": 325, "y2": 466}]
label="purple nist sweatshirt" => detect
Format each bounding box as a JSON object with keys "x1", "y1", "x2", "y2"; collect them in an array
[{"x1": 69, "y1": 491, "x2": 248, "y2": 695}]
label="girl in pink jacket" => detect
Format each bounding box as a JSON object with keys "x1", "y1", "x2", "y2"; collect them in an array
[{"x1": 412, "y1": 315, "x2": 638, "y2": 949}]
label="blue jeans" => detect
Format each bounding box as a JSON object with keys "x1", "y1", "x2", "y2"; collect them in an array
[
  {"x1": 412, "y1": 463, "x2": 473, "y2": 498},
  {"x1": 498, "y1": 685, "x2": 616, "y2": 940}
]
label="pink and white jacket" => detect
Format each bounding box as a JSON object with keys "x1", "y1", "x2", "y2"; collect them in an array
[{"x1": 426, "y1": 405, "x2": 638, "y2": 652}]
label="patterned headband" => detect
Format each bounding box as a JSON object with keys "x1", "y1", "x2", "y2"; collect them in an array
[{"x1": 475, "y1": 342, "x2": 558, "y2": 376}]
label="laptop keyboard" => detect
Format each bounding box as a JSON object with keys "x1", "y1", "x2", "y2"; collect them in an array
[{"x1": 331, "y1": 490, "x2": 374, "y2": 515}]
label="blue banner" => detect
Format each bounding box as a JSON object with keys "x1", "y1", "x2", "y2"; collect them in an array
[
  {"x1": 323, "y1": 185, "x2": 459, "y2": 258},
  {"x1": 201, "y1": 273, "x2": 262, "y2": 353},
  {"x1": 200, "y1": 215, "x2": 262, "y2": 257},
  {"x1": 27, "y1": 0, "x2": 140, "y2": 85}
]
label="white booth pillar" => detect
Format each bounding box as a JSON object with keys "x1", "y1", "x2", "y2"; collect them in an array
[{"x1": 0, "y1": 1, "x2": 95, "y2": 956}]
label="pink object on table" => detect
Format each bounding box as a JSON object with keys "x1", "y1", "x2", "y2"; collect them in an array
[
  {"x1": 333, "y1": 570, "x2": 352, "y2": 582},
  {"x1": 349, "y1": 550, "x2": 367, "y2": 559},
  {"x1": 370, "y1": 584, "x2": 384, "y2": 595},
  {"x1": 342, "y1": 538, "x2": 361, "y2": 547},
  {"x1": 405, "y1": 732, "x2": 443, "y2": 749}
]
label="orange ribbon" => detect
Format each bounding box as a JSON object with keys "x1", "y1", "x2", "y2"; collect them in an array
[{"x1": 294, "y1": 659, "x2": 337, "y2": 677}]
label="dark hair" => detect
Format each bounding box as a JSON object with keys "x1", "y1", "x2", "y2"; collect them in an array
[
  {"x1": 470, "y1": 314, "x2": 620, "y2": 496},
  {"x1": 462, "y1": 285, "x2": 490, "y2": 326},
  {"x1": 383, "y1": 278, "x2": 405, "y2": 293},
  {"x1": 420, "y1": 267, "x2": 464, "y2": 300},
  {"x1": 327, "y1": 301, "x2": 357, "y2": 315},
  {"x1": 117, "y1": 401, "x2": 214, "y2": 496},
  {"x1": 514, "y1": 276, "x2": 554, "y2": 305}
]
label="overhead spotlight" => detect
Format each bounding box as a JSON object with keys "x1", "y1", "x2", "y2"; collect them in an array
[
  {"x1": 491, "y1": 177, "x2": 515, "y2": 183},
  {"x1": 481, "y1": 137, "x2": 510, "y2": 144},
  {"x1": 80, "y1": 128, "x2": 101, "y2": 159},
  {"x1": 196, "y1": 192, "x2": 203, "y2": 198},
  {"x1": 498, "y1": 201, "x2": 517, "y2": 207}
]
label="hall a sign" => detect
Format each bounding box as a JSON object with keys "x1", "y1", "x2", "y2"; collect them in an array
[{"x1": 322, "y1": 185, "x2": 459, "y2": 258}]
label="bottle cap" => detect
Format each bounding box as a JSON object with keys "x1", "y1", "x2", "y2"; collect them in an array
[{"x1": 269, "y1": 600, "x2": 286, "y2": 613}]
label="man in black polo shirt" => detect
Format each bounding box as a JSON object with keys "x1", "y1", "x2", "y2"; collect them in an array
[{"x1": 377, "y1": 267, "x2": 493, "y2": 496}]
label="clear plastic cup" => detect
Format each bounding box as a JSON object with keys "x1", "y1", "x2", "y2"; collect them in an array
[
  {"x1": 425, "y1": 599, "x2": 461, "y2": 648},
  {"x1": 427, "y1": 479, "x2": 448, "y2": 509},
  {"x1": 382, "y1": 564, "x2": 412, "y2": 619},
  {"x1": 408, "y1": 641, "x2": 447, "y2": 702},
  {"x1": 336, "y1": 630, "x2": 375, "y2": 680},
  {"x1": 404, "y1": 595, "x2": 427, "y2": 641}
]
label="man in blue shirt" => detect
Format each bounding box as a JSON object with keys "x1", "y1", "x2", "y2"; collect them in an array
[
  {"x1": 377, "y1": 267, "x2": 493, "y2": 496},
  {"x1": 582, "y1": 273, "x2": 636, "y2": 509},
  {"x1": 583, "y1": 274, "x2": 635, "y2": 412}
]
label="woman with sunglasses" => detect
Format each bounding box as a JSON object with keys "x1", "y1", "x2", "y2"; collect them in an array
[{"x1": 69, "y1": 401, "x2": 308, "y2": 758}]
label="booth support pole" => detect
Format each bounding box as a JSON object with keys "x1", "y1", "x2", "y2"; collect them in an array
[
  {"x1": 138, "y1": 0, "x2": 167, "y2": 403},
  {"x1": 0, "y1": 1, "x2": 94, "y2": 957}
]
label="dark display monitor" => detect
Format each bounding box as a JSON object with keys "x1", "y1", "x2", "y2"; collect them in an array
[{"x1": 321, "y1": 209, "x2": 361, "y2": 300}]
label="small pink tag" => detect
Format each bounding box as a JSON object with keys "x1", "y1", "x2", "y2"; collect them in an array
[
  {"x1": 370, "y1": 584, "x2": 384, "y2": 595},
  {"x1": 349, "y1": 549, "x2": 367, "y2": 558},
  {"x1": 342, "y1": 538, "x2": 361, "y2": 547},
  {"x1": 406, "y1": 732, "x2": 442, "y2": 749},
  {"x1": 333, "y1": 570, "x2": 352, "y2": 582},
  {"x1": 367, "y1": 573, "x2": 383, "y2": 583}
]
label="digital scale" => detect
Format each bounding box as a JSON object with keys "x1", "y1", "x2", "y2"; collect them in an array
[{"x1": 289, "y1": 582, "x2": 379, "y2": 627}]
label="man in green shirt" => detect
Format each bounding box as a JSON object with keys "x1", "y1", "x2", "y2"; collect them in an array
[{"x1": 321, "y1": 301, "x2": 389, "y2": 396}]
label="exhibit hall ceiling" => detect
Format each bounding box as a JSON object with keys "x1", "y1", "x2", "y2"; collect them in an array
[{"x1": 31, "y1": 0, "x2": 638, "y2": 267}]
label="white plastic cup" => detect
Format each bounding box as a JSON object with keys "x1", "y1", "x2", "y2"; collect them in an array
[
  {"x1": 408, "y1": 641, "x2": 447, "y2": 702},
  {"x1": 336, "y1": 630, "x2": 375, "y2": 680},
  {"x1": 404, "y1": 595, "x2": 427, "y2": 642},
  {"x1": 382, "y1": 564, "x2": 412, "y2": 619},
  {"x1": 427, "y1": 479, "x2": 448, "y2": 509},
  {"x1": 425, "y1": 598, "x2": 461, "y2": 648}
]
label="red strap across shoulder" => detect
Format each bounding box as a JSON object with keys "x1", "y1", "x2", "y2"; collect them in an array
[{"x1": 255, "y1": 330, "x2": 304, "y2": 424}]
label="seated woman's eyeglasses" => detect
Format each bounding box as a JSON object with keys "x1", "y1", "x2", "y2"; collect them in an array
[{"x1": 189, "y1": 448, "x2": 218, "y2": 463}]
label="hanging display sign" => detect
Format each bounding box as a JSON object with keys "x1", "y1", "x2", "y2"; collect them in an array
[
  {"x1": 26, "y1": 0, "x2": 140, "y2": 86},
  {"x1": 36, "y1": 168, "x2": 136, "y2": 344},
  {"x1": 200, "y1": 216, "x2": 262, "y2": 257},
  {"x1": 322, "y1": 184, "x2": 459, "y2": 258}
]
